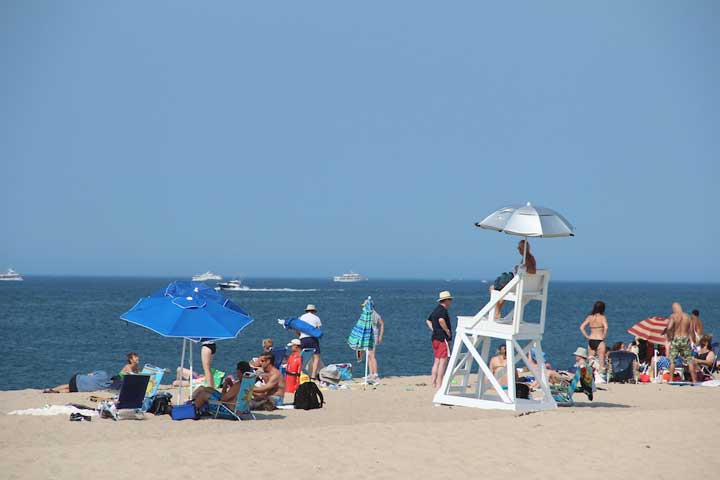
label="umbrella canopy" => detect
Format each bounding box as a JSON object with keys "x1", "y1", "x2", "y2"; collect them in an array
[
  {"x1": 627, "y1": 316, "x2": 668, "y2": 345},
  {"x1": 475, "y1": 202, "x2": 575, "y2": 238},
  {"x1": 348, "y1": 297, "x2": 375, "y2": 352},
  {"x1": 120, "y1": 281, "x2": 254, "y2": 341}
]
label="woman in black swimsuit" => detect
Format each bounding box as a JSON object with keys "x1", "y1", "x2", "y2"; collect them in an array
[
  {"x1": 200, "y1": 339, "x2": 217, "y2": 388},
  {"x1": 579, "y1": 301, "x2": 608, "y2": 375}
]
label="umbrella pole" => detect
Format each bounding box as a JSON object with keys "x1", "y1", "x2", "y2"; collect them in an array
[
  {"x1": 189, "y1": 341, "x2": 194, "y2": 395},
  {"x1": 365, "y1": 349, "x2": 369, "y2": 385},
  {"x1": 178, "y1": 338, "x2": 186, "y2": 403}
]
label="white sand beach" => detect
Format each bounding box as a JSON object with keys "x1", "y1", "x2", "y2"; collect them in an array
[{"x1": 1, "y1": 376, "x2": 718, "y2": 480}]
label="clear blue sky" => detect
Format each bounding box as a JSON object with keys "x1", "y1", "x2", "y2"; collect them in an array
[{"x1": 1, "y1": 2, "x2": 718, "y2": 281}]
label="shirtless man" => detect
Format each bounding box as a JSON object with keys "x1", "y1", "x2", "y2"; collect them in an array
[
  {"x1": 251, "y1": 352, "x2": 285, "y2": 409},
  {"x1": 489, "y1": 344, "x2": 508, "y2": 385},
  {"x1": 666, "y1": 302, "x2": 696, "y2": 383}
]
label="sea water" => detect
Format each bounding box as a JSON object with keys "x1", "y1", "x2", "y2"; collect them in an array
[{"x1": 1, "y1": 277, "x2": 718, "y2": 390}]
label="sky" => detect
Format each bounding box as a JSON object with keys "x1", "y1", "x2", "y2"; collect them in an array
[{"x1": 1, "y1": 2, "x2": 718, "y2": 282}]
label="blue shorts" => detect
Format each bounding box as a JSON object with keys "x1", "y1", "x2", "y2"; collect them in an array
[{"x1": 300, "y1": 336, "x2": 321, "y2": 354}]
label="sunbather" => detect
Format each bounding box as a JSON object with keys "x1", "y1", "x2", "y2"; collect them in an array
[
  {"x1": 250, "y1": 352, "x2": 285, "y2": 410},
  {"x1": 172, "y1": 367, "x2": 206, "y2": 387},
  {"x1": 192, "y1": 361, "x2": 253, "y2": 410},
  {"x1": 43, "y1": 371, "x2": 112, "y2": 393},
  {"x1": 691, "y1": 335, "x2": 716, "y2": 380},
  {"x1": 489, "y1": 344, "x2": 508, "y2": 385},
  {"x1": 119, "y1": 352, "x2": 140, "y2": 376}
]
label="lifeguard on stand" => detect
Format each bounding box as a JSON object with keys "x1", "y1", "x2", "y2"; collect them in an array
[{"x1": 433, "y1": 203, "x2": 575, "y2": 412}]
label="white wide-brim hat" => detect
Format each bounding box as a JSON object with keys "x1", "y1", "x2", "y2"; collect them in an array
[
  {"x1": 437, "y1": 291, "x2": 453, "y2": 302},
  {"x1": 305, "y1": 304, "x2": 317, "y2": 312},
  {"x1": 572, "y1": 347, "x2": 588, "y2": 358}
]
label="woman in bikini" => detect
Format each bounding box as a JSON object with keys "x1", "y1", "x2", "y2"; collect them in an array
[{"x1": 579, "y1": 301, "x2": 608, "y2": 375}]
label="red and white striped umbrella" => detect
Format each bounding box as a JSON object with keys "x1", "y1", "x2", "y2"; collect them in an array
[{"x1": 627, "y1": 316, "x2": 668, "y2": 345}]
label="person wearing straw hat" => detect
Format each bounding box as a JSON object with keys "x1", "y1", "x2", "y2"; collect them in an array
[
  {"x1": 299, "y1": 304, "x2": 322, "y2": 381},
  {"x1": 426, "y1": 291, "x2": 453, "y2": 389}
]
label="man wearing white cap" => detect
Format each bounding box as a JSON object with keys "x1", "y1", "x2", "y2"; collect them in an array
[
  {"x1": 426, "y1": 291, "x2": 453, "y2": 389},
  {"x1": 299, "y1": 304, "x2": 322, "y2": 381},
  {"x1": 284, "y1": 339, "x2": 302, "y2": 394}
]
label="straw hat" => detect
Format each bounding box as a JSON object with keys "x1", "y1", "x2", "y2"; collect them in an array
[
  {"x1": 287, "y1": 339, "x2": 301, "y2": 347},
  {"x1": 305, "y1": 304, "x2": 317, "y2": 312},
  {"x1": 437, "y1": 291, "x2": 453, "y2": 302},
  {"x1": 572, "y1": 347, "x2": 588, "y2": 358}
]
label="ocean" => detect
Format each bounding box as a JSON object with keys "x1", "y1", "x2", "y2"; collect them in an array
[{"x1": 2, "y1": 277, "x2": 718, "y2": 390}]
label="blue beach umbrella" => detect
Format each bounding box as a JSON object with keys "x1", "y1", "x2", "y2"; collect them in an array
[
  {"x1": 348, "y1": 296, "x2": 376, "y2": 384},
  {"x1": 120, "y1": 281, "x2": 254, "y2": 398}
]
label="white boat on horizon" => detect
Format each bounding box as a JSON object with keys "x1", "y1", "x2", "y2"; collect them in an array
[
  {"x1": 215, "y1": 279, "x2": 250, "y2": 291},
  {"x1": 0, "y1": 268, "x2": 23, "y2": 281},
  {"x1": 333, "y1": 271, "x2": 367, "y2": 282},
  {"x1": 192, "y1": 271, "x2": 223, "y2": 282}
]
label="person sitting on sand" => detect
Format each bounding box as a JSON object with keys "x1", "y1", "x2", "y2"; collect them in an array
[
  {"x1": 173, "y1": 368, "x2": 206, "y2": 387},
  {"x1": 43, "y1": 370, "x2": 112, "y2": 393},
  {"x1": 666, "y1": 302, "x2": 696, "y2": 383},
  {"x1": 250, "y1": 352, "x2": 285, "y2": 410},
  {"x1": 490, "y1": 240, "x2": 537, "y2": 320},
  {"x1": 119, "y1": 352, "x2": 140, "y2": 377},
  {"x1": 690, "y1": 335, "x2": 716, "y2": 380},
  {"x1": 489, "y1": 344, "x2": 508, "y2": 385}
]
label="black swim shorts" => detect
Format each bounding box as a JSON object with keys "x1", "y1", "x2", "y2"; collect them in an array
[{"x1": 300, "y1": 336, "x2": 321, "y2": 354}]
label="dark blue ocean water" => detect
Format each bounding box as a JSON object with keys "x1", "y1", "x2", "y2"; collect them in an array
[{"x1": 1, "y1": 277, "x2": 718, "y2": 390}]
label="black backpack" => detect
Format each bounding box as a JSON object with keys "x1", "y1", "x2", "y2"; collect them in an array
[
  {"x1": 293, "y1": 382, "x2": 324, "y2": 410},
  {"x1": 148, "y1": 392, "x2": 173, "y2": 415}
]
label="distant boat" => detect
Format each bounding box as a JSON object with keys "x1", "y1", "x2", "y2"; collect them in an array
[
  {"x1": 192, "y1": 271, "x2": 223, "y2": 282},
  {"x1": 215, "y1": 279, "x2": 249, "y2": 291},
  {"x1": 333, "y1": 272, "x2": 367, "y2": 283},
  {"x1": 0, "y1": 268, "x2": 23, "y2": 281}
]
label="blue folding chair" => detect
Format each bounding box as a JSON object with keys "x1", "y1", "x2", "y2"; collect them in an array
[
  {"x1": 206, "y1": 372, "x2": 257, "y2": 421},
  {"x1": 98, "y1": 374, "x2": 150, "y2": 420}
]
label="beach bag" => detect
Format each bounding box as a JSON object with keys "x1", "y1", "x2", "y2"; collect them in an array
[
  {"x1": 319, "y1": 365, "x2": 341, "y2": 385},
  {"x1": 332, "y1": 363, "x2": 353, "y2": 381},
  {"x1": 515, "y1": 383, "x2": 530, "y2": 399},
  {"x1": 493, "y1": 272, "x2": 514, "y2": 290},
  {"x1": 171, "y1": 402, "x2": 198, "y2": 421},
  {"x1": 293, "y1": 382, "x2": 324, "y2": 410},
  {"x1": 148, "y1": 392, "x2": 173, "y2": 415}
]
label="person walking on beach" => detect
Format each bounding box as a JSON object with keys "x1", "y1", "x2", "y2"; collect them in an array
[
  {"x1": 666, "y1": 302, "x2": 696, "y2": 383},
  {"x1": 579, "y1": 301, "x2": 608, "y2": 377},
  {"x1": 299, "y1": 304, "x2": 322, "y2": 381},
  {"x1": 426, "y1": 291, "x2": 453, "y2": 389},
  {"x1": 367, "y1": 301, "x2": 385, "y2": 381}
]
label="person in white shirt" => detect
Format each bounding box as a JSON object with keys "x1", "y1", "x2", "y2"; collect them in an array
[{"x1": 298, "y1": 304, "x2": 322, "y2": 381}]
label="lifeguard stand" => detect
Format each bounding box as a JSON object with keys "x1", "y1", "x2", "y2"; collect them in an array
[{"x1": 433, "y1": 269, "x2": 556, "y2": 411}]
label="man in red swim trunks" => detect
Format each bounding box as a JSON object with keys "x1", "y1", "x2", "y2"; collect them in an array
[{"x1": 426, "y1": 290, "x2": 453, "y2": 389}]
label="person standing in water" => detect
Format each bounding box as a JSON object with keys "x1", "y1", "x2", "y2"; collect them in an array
[{"x1": 579, "y1": 301, "x2": 608, "y2": 376}]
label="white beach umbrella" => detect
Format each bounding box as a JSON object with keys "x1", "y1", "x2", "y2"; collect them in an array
[{"x1": 475, "y1": 202, "x2": 575, "y2": 261}]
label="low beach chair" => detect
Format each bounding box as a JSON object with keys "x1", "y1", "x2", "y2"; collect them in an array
[
  {"x1": 206, "y1": 372, "x2": 257, "y2": 421},
  {"x1": 607, "y1": 351, "x2": 638, "y2": 383},
  {"x1": 141, "y1": 364, "x2": 167, "y2": 398},
  {"x1": 97, "y1": 374, "x2": 150, "y2": 420}
]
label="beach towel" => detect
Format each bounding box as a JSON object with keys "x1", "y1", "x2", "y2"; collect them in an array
[{"x1": 9, "y1": 405, "x2": 98, "y2": 417}]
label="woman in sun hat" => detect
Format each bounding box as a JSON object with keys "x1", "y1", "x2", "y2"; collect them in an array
[{"x1": 426, "y1": 290, "x2": 453, "y2": 389}]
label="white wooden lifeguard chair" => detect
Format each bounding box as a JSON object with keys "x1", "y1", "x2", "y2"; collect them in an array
[{"x1": 433, "y1": 268, "x2": 556, "y2": 411}]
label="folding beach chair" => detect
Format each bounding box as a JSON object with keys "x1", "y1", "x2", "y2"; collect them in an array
[
  {"x1": 97, "y1": 374, "x2": 150, "y2": 420},
  {"x1": 141, "y1": 364, "x2": 168, "y2": 398},
  {"x1": 607, "y1": 351, "x2": 638, "y2": 383},
  {"x1": 206, "y1": 372, "x2": 257, "y2": 421},
  {"x1": 697, "y1": 342, "x2": 719, "y2": 381}
]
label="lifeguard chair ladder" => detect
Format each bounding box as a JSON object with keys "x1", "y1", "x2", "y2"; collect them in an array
[{"x1": 433, "y1": 269, "x2": 556, "y2": 411}]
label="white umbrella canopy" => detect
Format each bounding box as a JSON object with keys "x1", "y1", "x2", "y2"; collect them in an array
[{"x1": 475, "y1": 202, "x2": 575, "y2": 238}]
